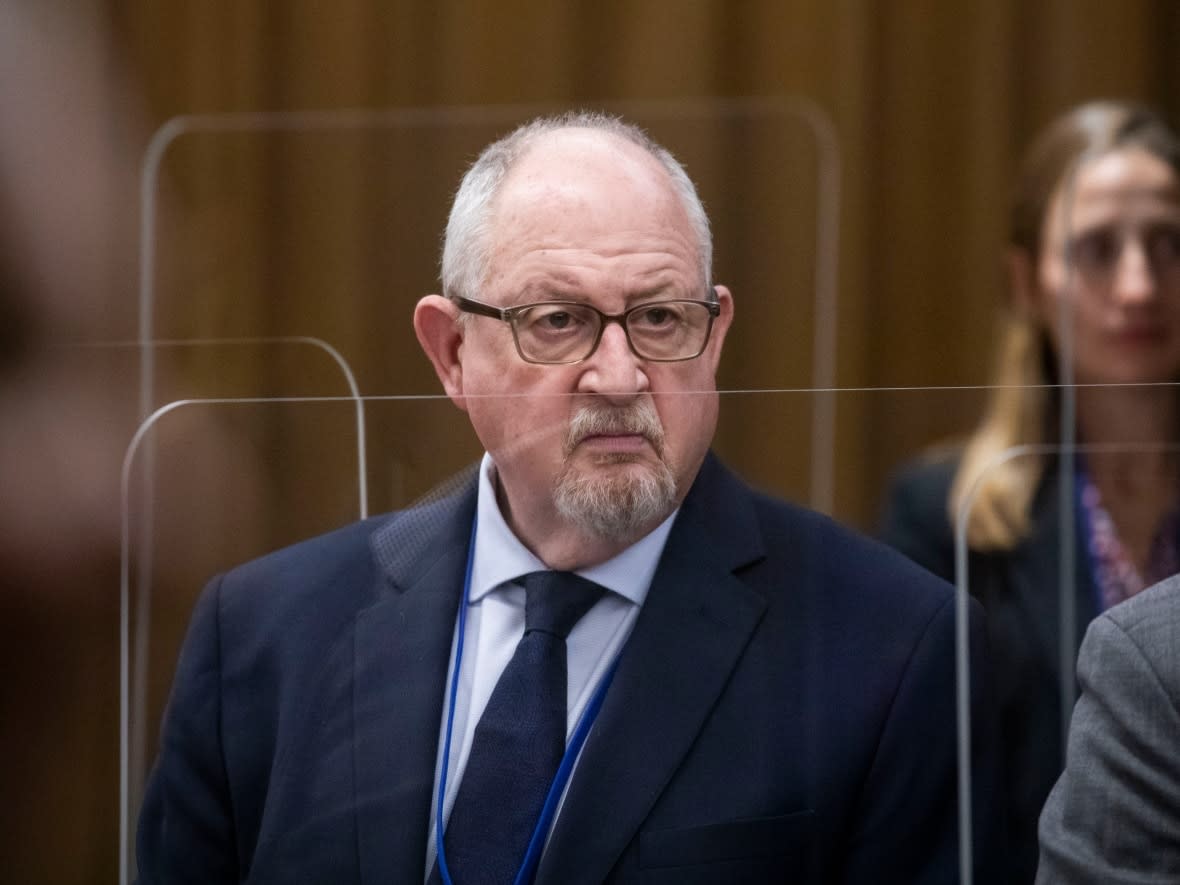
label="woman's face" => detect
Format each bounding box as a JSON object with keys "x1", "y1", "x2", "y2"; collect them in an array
[{"x1": 1035, "y1": 147, "x2": 1180, "y2": 385}]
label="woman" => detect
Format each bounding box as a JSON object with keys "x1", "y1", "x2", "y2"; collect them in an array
[{"x1": 881, "y1": 100, "x2": 1180, "y2": 884}]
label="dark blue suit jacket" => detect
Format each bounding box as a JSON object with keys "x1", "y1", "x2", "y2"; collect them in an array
[{"x1": 138, "y1": 453, "x2": 1002, "y2": 883}]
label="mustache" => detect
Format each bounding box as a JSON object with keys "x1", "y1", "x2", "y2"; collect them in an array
[{"x1": 565, "y1": 401, "x2": 665, "y2": 453}]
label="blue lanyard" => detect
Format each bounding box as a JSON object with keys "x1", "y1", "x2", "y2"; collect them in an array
[{"x1": 434, "y1": 517, "x2": 620, "y2": 885}]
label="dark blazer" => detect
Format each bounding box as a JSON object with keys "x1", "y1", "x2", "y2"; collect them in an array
[
  {"x1": 880, "y1": 454, "x2": 1098, "y2": 885},
  {"x1": 138, "y1": 453, "x2": 1002, "y2": 884}
]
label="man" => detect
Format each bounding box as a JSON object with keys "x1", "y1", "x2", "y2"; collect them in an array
[
  {"x1": 1037, "y1": 574, "x2": 1180, "y2": 883},
  {"x1": 138, "y1": 111, "x2": 1001, "y2": 883}
]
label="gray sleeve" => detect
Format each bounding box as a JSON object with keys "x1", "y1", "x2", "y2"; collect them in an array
[{"x1": 1035, "y1": 604, "x2": 1180, "y2": 884}]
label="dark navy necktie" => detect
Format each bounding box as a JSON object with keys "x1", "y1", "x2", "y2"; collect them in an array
[{"x1": 431, "y1": 570, "x2": 606, "y2": 885}]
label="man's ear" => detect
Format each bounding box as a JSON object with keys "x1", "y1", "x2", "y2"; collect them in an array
[
  {"x1": 702, "y1": 284, "x2": 734, "y2": 373},
  {"x1": 413, "y1": 294, "x2": 467, "y2": 410},
  {"x1": 1006, "y1": 247, "x2": 1038, "y2": 315}
]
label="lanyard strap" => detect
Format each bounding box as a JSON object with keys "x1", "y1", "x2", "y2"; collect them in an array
[
  {"x1": 433, "y1": 518, "x2": 478, "y2": 885},
  {"x1": 513, "y1": 656, "x2": 619, "y2": 885},
  {"x1": 435, "y1": 516, "x2": 619, "y2": 885}
]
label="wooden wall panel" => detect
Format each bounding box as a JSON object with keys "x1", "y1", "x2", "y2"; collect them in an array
[
  {"x1": 6, "y1": 1, "x2": 1180, "y2": 879},
  {"x1": 861, "y1": 1, "x2": 1019, "y2": 511}
]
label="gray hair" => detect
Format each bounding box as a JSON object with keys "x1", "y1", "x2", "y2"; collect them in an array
[{"x1": 440, "y1": 111, "x2": 713, "y2": 304}]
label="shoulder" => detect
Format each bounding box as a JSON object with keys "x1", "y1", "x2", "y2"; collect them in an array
[
  {"x1": 225, "y1": 515, "x2": 387, "y2": 585},
  {"x1": 1083, "y1": 573, "x2": 1180, "y2": 673},
  {"x1": 215, "y1": 515, "x2": 390, "y2": 617},
  {"x1": 1102, "y1": 572, "x2": 1180, "y2": 632},
  {"x1": 214, "y1": 465, "x2": 479, "y2": 626},
  {"x1": 172, "y1": 515, "x2": 397, "y2": 680},
  {"x1": 705, "y1": 459, "x2": 963, "y2": 634}
]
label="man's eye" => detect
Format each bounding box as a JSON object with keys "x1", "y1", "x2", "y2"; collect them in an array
[
  {"x1": 541, "y1": 311, "x2": 573, "y2": 329},
  {"x1": 641, "y1": 309, "x2": 671, "y2": 325},
  {"x1": 523, "y1": 306, "x2": 588, "y2": 334},
  {"x1": 632, "y1": 306, "x2": 680, "y2": 328}
]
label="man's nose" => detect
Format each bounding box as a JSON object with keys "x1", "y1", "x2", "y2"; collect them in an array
[
  {"x1": 1112, "y1": 239, "x2": 1158, "y2": 306},
  {"x1": 577, "y1": 322, "x2": 649, "y2": 401}
]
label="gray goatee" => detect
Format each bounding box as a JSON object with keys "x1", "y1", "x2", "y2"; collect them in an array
[{"x1": 553, "y1": 400, "x2": 676, "y2": 541}]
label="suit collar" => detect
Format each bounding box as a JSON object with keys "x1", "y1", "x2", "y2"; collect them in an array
[
  {"x1": 538, "y1": 454, "x2": 769, "y2": 884},
  {"x1": 369, "y1": 463, "x2": 481, "y2": 590},
  {"x1": 467, "y1": 452, "x2": 676, "y2": 606}
]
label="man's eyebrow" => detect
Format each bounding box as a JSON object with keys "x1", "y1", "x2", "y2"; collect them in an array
[
  {"x1": 512, "y1": 276, "x2": 691, "y2": 303},
  {"x1": 628, "y1": 285, "x2": 683, "y2": 301}
]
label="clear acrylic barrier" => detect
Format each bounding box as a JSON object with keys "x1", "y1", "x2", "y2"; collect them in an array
[
  {"x1": 864, "y1": 144, "x2": 1180, "y2": 881},
  {"x1": 955, "y1": 434, "x2": 1180, "y2": 742},
  {"x1": 123, "y1": 101, "x2": 838, "y2": 883},
  {"x1": 949, "y1": 420, "x2": 1180, "y2": 884},
  {"x1": 122, "y1": 384, "x2": 1015, "y2": 882},
  {"x1": 114, "y1": 99, "x2": 1143, "y2": 883},
  {"x1": 101, "y1": 337, "x2": 368, "y2": 884}
]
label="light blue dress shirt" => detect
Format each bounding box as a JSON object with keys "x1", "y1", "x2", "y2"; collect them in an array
[{"x1": 424, "y1": 453, "x2": 677, "y2": 875}]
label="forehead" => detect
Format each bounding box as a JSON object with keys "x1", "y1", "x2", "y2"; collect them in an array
[
  {"x1": 484, "y1": 130, "x2": 699, "y2": 278},
  {"x1": 1052, "y1": 147, "x2": 1180, "y2": 229}
]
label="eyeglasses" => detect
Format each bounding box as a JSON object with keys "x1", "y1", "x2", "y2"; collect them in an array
[{"x1": 454, "y1": 296, "x2": 721, "y2": 364}]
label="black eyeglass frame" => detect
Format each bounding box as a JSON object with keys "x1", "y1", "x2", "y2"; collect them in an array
[{"x1": 453, "y1": 295, "x2": 721, "y2": 365}]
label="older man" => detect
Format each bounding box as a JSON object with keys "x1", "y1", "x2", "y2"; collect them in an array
[{"x1": 137, "y1": 112, "x2": 1001, "y2": 883}]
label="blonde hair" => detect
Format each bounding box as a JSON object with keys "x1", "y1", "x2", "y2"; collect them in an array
[{"x1": 950, "y1": 100, "x2": 1180, "y2": 550}]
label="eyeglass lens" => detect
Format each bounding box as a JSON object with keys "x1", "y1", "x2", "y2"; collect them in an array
[{"x1": 512, "y1": 301, "x2": 713, "y2": 363}]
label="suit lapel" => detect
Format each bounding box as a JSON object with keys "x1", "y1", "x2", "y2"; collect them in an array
[
  {"x1": 354, "y1": 471, "x2": 478, "y2": 885},
  {"x1": 538, "y1": 456, "x2": 767, "y2": 885}
]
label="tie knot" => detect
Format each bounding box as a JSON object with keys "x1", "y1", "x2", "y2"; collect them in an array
[{"x1": 519, "y1": 571, "x2": 606, "y2": 639}]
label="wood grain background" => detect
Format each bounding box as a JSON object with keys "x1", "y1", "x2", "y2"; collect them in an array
[{"x1": 4, "y1": 1, "x2": 1178, "y2": 879}]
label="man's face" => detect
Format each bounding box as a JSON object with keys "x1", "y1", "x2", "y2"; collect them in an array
[{"x1": 452, "y1": 130, "x2": 732, "y2": 547}]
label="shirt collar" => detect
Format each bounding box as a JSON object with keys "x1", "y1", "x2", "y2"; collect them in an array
[{"x1": 469, "y1": 453, "x2": 676, "y2": 606}]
